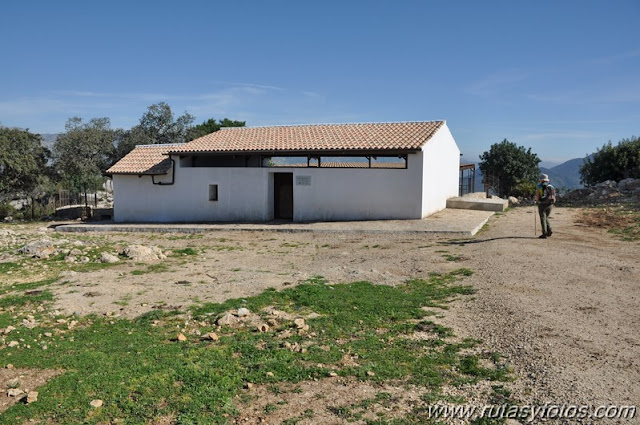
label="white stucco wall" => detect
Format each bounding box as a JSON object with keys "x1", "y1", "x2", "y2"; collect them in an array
[
  {"x1": 113, "y1": 157, "x2": 424, "y2": 222},
  {"x1": 420, "y1": 123, "x2": 461, "y2": 217},
  {"x1": 112, "y1": 125, "x2": 461, "y2": 223},
  {"x1": 113, "y1": 165, "x2": 271, "y2": 222},
  {"x1": 291, "y1": 162, "x2": 423, "y2": 221}
]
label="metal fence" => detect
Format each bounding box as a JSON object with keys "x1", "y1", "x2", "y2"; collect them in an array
[{"x1": 459, "y1": 164, "x2": 476, "y2": 196}]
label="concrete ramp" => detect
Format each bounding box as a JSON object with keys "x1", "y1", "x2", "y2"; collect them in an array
[{"x1": 447, "y1": 196, "x2": 509, "y2": 212}]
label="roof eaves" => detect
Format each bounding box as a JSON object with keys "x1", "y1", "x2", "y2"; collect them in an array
[{"x1": 168, "y1": 148, "x2": 420, "y2": 156}]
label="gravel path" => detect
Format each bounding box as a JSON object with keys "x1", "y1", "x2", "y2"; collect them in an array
[{"x1": 437, "y1": 206, "x2": 639, "y2": 423}]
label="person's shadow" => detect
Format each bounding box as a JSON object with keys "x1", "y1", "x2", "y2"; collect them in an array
[{"x1": 440, "y1": 236, "x2": 539, "y2": 245}]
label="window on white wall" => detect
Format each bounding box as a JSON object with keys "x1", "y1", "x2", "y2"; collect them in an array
[{"x1": 209, "y1": 184, "x2": 218, "y2": 201}]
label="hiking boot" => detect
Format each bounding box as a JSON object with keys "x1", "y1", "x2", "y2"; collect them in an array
[
  {"x1": 547, "y1": 230, "x2": 553, "y2": 237},
  {"x1": 538, "y1": 234, "x2": 547, "y2": 239}
]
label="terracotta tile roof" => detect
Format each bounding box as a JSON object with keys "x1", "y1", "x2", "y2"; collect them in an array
[
  {"x1": 106, "y1": 144, "x2": 184, "y2": 175},
  {"x1": 170, "y1": 121, "x2": 445, "y2": 154}
]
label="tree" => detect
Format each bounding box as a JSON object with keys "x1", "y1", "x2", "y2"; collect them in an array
[
  {"x1": 52, "y1": 117, "x2": 118, "y2": 195},
  {"x1": 114, "y1": 126, "x2": 149, "y2": 164},
  {"x1": 579, "y1": 136, "x2": 640, "y2": 186},
  {"x1": 186, "y1": 118, "x2": 246, "y2": 141},
  {"x1": 479, "y1": 139, "x2": 541, "y2": 198},
  {"x1": 114, "y1": 102, "x2": 195, "y2": 161},
  {"x1": 0, "y1": 126, "x2": 51, "y2": 200}
]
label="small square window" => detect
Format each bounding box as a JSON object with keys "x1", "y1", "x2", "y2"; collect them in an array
[{"x1": 209, "y1": 184, "x2": 218, "y2": 201}]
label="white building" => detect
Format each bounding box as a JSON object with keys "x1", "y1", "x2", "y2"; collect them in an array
[{"x1": 106, "y1": 121, "x2": 460, "y2": 222}]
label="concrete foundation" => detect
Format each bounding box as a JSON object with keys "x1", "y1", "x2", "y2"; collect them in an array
[{"x1": 446, "y1": 196, "x2": 509, "y2": 212}]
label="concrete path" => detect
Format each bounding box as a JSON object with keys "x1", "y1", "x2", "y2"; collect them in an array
[{"x1": 55, "y1": 208, "x2": 494, "y2": 236}]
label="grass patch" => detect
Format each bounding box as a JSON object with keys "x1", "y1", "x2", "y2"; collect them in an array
[
  {"x1": 131, "y1": 263, "x2": 170, "y2": 275},
  {"x1": 443, "y1": 254, "x2": 461, "y2": 262},
  {"x1": 167, "y1": 234, "x2": 204, "y2": 241},
  {"x1": 0, "y1": 277, "x2": 59, "y2": 296},
  {"x1": 576, "y1": 205, "x2": 640, "y2": 241},
  {"x1": 209, "y1": 245, "x2": 243, "y2": 252},
  {"x1": 173, "y1": 247, "x2": 198, "y2": 256},
  {"x1": 0, "y1": 289, "x2": 53, "y2": 308},
  {"x1": 0, "y1": 262, "x2": 22, "y2": 274},
  {"x1": 0, "y1": 268, "x2": 508, "y2": 424}
]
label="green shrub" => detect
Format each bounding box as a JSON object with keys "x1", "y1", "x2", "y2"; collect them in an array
[
  {"x1": 580, "y1": 136, "x2": 640, "y2": 185},
  {"x1": 513, "y1": 181, "x2": 536, "y2": 198},
  {"x1": 0, "y1": 202, "x2": 16, "y2": 219}
]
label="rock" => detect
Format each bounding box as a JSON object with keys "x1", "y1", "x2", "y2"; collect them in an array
[
  {"x1": 328, "y1": 371, "x2": 338, "y2": 377},
  {"x1": 70, "y1": 248, "x2": 83, "y2": 256},
  {"x1": 7, "y1": 341, "x2": 19, "y2": 348},
  {"x1": 618, "y1": 178, "x2": 640, "y2": 192},
  {"x1": 177, "y1": 333, "x2": 187, "y2": 342},
  {"x1": 7, "y1": 388, "x2": 24, "y2": 397},
  {"x1": 293, "y1": 318, "x2": 306, "y2": 329},
  {"x1": 366, "y1": 371, "x2": 376, "y2": 377},
  {"x1": 596, "y1": 180, "x2": 617, "y2": 188},
  {"x1": 22, "y1": 318, "x2": 37, "y2": 329},
  {"x1": 266, "y1": 372, "x2": 274, "y2": 377},
  {"x1": 257, "y1": 323, "x2": 270, "y2": 333},
  {"x1": 18, "y1": 239, "x2": 56, "y2": 258},
  {"x1": 600, "y1": 188, "x2": 620, "y2": 198},
  {"x1": 3, "y1": 216, "x2": 13, "y2": 223},
  {"x1": 26, "y1": 391, "x2": 38, "y2": 404},
  {"x1": 79, "y1": 256, "x2": 90, "y2": 263},
  {"x1": 236, "y1": 307, "x2": 250, "y2": 317},
  {"x1": 3, "y1": 325, "x2": 15, "y2": 334},
  {"x1": 508, "y1": 196, "x2": 519, "y2": 206},
  {"x1": 89, "y1": 399, "x2": 103, "y2": 408},
  {"x1": 37, "y1": 246, "x2": 57, "y2": 258},
  {"x1": 562, "y1": 188, "x2": 590, "y2": 201},
  {"x1": 244, "y1": 382, "x2": 254, "y2": 390},
  {"x1": 278, "y1": 329, "x2": 293, "y2": 339},
  {"x1": 64, "y1": 256, "x2": 76, "y2": 263},
  {"x1": 122, "y1": 245, "x2": 166, "y2": 262},
  {"x1": 5, "y1": 364, "x2": 14, "y2": 369},
  {"x1": 203, "y1": 332, "x2": 219, "y2": 341},
  {"x1": 217, "y1": 312, "x2": 239, "y2": 327}
]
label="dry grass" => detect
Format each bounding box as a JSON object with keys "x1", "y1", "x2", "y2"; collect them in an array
[{"x1": 576, "y1": 205, "x2": 640, "y2": 241}]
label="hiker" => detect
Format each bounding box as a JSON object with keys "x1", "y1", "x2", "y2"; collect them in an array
[{"x1": 535, "y1": 173, "x2": 556, "y2": 239}]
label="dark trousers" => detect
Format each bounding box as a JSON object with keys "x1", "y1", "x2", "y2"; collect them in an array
[{"x1": 538, "y1": 203, "x2": 553, "y2": 235}]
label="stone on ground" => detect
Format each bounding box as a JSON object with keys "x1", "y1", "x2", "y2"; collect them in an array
[
  {"x1": 122, "y1": 245, "x2": 166, "y2": 261},
  {"x1": 100, "y1": 252, "x2": 120, "y2": 263}
]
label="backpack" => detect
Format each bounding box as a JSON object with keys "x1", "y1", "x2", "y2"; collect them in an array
[{"x1": 538, "y1": 183, "x2": 555, "y2": 203}]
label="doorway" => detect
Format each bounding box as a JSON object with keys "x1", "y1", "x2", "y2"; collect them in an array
[{"x1": 274, "y1": 173, "x2": 293, "y2": 220}]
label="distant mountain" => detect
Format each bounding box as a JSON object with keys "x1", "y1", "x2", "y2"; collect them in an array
[
  {"x1": 540, "y1": 157, "x2": 590, "y2": 190},
  {"x1": 460, "y1": 156, "x2": 588, "y2": 193}
]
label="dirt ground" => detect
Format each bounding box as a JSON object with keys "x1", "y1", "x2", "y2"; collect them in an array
[
  {"x1": 4, "y1": 206, "x2": 639, "y2": 423},
  {"x1": 435, "y1": 207, "x2": 639, "y2": 418}
]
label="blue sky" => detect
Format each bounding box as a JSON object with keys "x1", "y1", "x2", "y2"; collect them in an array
[{"x1": 1, "y1": 0, "x2": 638, "y2": 166}]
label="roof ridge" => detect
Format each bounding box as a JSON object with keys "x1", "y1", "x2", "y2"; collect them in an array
[
  {"x1": 218, "y1": 120, "x2": 445, "y2": 130},
  {"x1": 135, "y1": 143, "x2": 186, "y2": 148}
]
